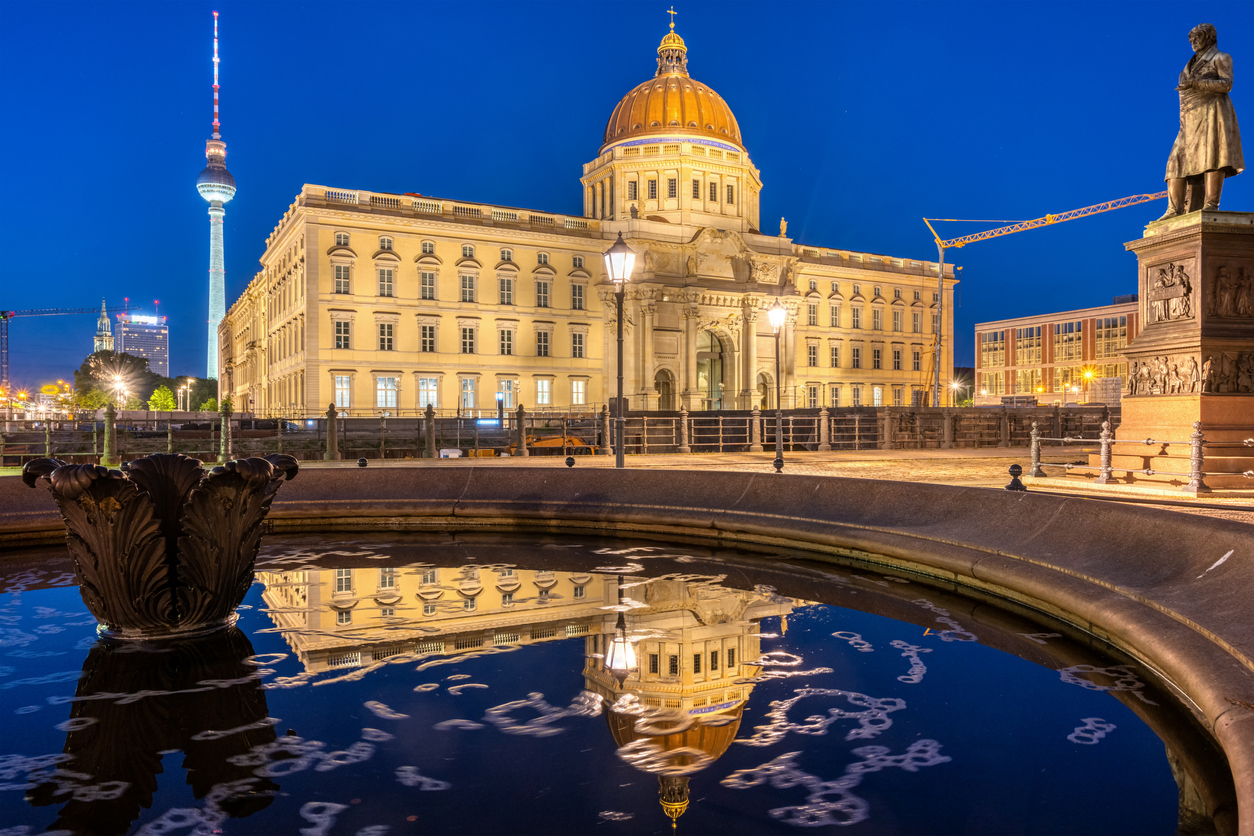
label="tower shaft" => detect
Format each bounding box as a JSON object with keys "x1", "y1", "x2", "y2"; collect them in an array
[{"x1": 207, "y1": 203, "x2": 226, "y2": 379}]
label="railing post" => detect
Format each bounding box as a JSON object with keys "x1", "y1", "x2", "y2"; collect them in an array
[
  {"x1": 44, "y1": 421, "x2": 51, "y2": 458},
  {"x1": 325, "y1": 403, "x2": 341, "y2": 460},
  {"x1": 818, "y1": 406, "x2": 832, "y2": 451},
  {"x1": 516, "y1": 404, "x2": 529, "y2": 457},
  {"x1": 880, "y1": 409, "x2": 893, "y2": 451},
  {"x1": 424, "y1": 403, "x2": 436, "y2": 458},
  {"x1": 600, "y1": 404, "x2": 612, "y2": 456},
  {"x1": 642, "y1": 416, "x2": 649, "y2": 455},
  {"x1": 853, "y1": 413, "x2": 861, "y2": 451},
  {"x1": 749, "y1": 407, "x2": 763, "y2": 452},
  {"x1": 277, "y1": 414, "x2": 284, "y2": 455},
  {"x1": 942, "y1": 408, "x2": 954, "y2": 450},
  {"x1": 997, "y1": 407, "x2": 1010, "y2": 448},
  {"x1": 167, "y1": 417, "x2": 173, "y2": 454},
  {"x1": 1095, "y1": 420, "x2": 1118, "y2": 485},
  {"x1": 1028, "y1": 421, "x2": 1045, "y2": 477},
  {"x1": 1184, "y1": 421, "x2": 1212, "y2": 495},
  {"x1": 92, "y1": 422, "x2": 98, "y2": 457},
  {"x1": 379, "y1": 414, "x2": 387, "y2": 459},
  {"x1": 219, "y1": 400, "x2": 233, "y2": 463},
  {"x1": 678, "y1": 408, "x2": 691, "y2": 454},
  {"x1": 101, "y1": 402, "x2": 118, "y2": 467}
]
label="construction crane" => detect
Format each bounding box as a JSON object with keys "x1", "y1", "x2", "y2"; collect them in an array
[
  {"x1": 1, "y1": 305, "x2": 130, "y2": 391},
  {"x1": 922, "y1": 190, "x2": 1168, "y2": 407}
]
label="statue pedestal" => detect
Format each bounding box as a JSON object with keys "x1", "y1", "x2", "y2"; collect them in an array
[{"x1": 1093, "y1": 211, "x2": 1254, "y2": 488}]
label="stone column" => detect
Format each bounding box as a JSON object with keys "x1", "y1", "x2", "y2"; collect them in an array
[
  {"x1": 941, "y1": 408, "x2": 954, "y2": 450},
  {"x1": 324, "y1": 402, "x2": 340, "y2": 461},
  {"x1": 600, "y1": 404, "x2": 612, "y2": 455},
  {"x1": 997, "y1": 407, "x2": 1010, "y2": 448},
  {"x1": 881, "y1": 410, "x2": 894, "y2": 451},
  {"x1": 677, "y1": 407, "x2": 691, "y2": 454},
  {"x1": 682, "y1": 306, "x2": 699, "y2": 410},
  {"x1": 640, "y1": 303, "x2": 655, "y2": 408},
  {"x1": 516, "y1": 404, "x2": 529, "y2": 457},
  {"x1": 743, "y1": 308, "x2": 759, "y2": 408},
  {"x1": 424, "y1": 403, "x2": 436, "y2": 459},
  {"x1": 818, "y1": 406, "x2": 831, "y2": 451},
  {"x1": 219, "y1": 400, "x2": 233, "y2": 463},
  {"x1": 783, "y1": 314, "x2": 797, "y2": 407},
  {"x1": 101, "y1": 403, "x2": 118, "y2": 467},
  {"x1": 749, "y1": 406, "x2": 763, "y2": 452}
]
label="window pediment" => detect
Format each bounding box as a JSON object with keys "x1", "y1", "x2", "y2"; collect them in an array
[
  {"x1": 414, "y1": 254, "x2": 443, "y2": 265},
  {"x1": 849, "y1": 293, "x2": 865, "y2": 302},
  {"x1": 532, "y1": 264, "x2": 556, "y2": 276},
  {"x1": 416, "y1": 589, "x2": 444, "y2": 601},
  {"x1": 456, "y1": 257, "x2": 482, "y2": 269},
  {"x1": 890, "y1": 298, "x2": 905, "y2": 307},
  {"x1": 372, "y1": 250, "x2": 401, "y2": 263},
  {"x1": 494, "y1": 261, "x2": 519, "y2": 272},
  {"x1": 827, "y1": 292, "x2": 844, "y2": 301},
  {"x1": 327, "y1": 245, "x2": 357, "y2": 259},
  {"x1": 568, "y1": 268, "x2": 590, "y2": 279}
]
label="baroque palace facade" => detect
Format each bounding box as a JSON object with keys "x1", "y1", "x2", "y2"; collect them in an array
[{"x1": 219, "y1": 23, "x2": 956, "y2": 416}]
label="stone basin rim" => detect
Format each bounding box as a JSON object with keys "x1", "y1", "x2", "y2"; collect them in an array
[{"x1": 1, "y1": 465, "x2": 1252, "y2": 835}]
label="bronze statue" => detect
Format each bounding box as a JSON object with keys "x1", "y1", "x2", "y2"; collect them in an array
[{"x1": 1159, "y1": 23, "x2": 1244, "y2": 219}]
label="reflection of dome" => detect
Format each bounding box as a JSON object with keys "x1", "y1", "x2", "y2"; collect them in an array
[{"x1": 602, "y1": 26, "x2": 743, "y2": 149}]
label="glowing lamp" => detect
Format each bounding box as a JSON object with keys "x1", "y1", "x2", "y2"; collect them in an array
[
  {"x1": 602, "y1": 233, "x2": 636, "y2": 285},
  {"x1": 768, "y1": 300, "x2": 786, "y2": 331}
]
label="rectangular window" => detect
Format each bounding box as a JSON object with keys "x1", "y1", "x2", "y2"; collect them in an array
[
  {"x1": 1052, "y1": 321, "x2": 1082, "y2": 362},
  {"x1": 710, "y1": 650, "x2": 719, "y2": 671},
  {"x1": 807, "y1": 344, "x2": 817, "y2": 367},
  {"x1": 536, "y1": 281, "x2": 550, "y2": 307},
  {"x1": 460, "y1": 378, "x2": 476, "y2": 410},
  {"x1": 381, "y1": 608, "x2": 394, "y2": 618},
  {"x1": 499, "y1": 330, "x2": 513, "y2": 355},
  {"x1": 873, "y1": 386, "x2": 883, "y2": 407},
  {"x1": 420, "y1": 324, "x2": 436, "y2": 353},
  {"x1": 872, "y1": 309, "x2": 883, "y2": 331},
  {"x1": 668, "y1": 655, "x2": 679, "y2": 676},
  {"x1": 894, "y1": 287, "x2": 902, "y2": 299},
  {"x1": 334, "y1": 264, "x2": 350, "y2": 294},
  {"x1": 1016, "y1": 325, "x2": 1043, "y2": 365},
  {"x1": 873, "y1": 348, "x2": 882, "y2": 370},
  {"x1": 378, "y1": 268, "x2": 394, "y2": 297},
  {"x1": 573, "y1": 585, "x2": 585, "y2": 599},
  {"x1": 980, "y1": 330, "x2": 1006, "y2": 368},
  {"x1": 650, "y1": 653, "x2": 660, "y2": 675},
  {"x1": 852, "y1": 308, "x2": 862, "y2": 329},
  {"x1": 499, "y1": 277, "x2": 513, "y2": 304},
  {"x1": 807, "y1": 304, "x2": 817, "y2": 326},
  {"x1": 830, "y1": 305, "x2": 840, "y2": 328},
  {"x1": 913, "y1": 350, "x2": 921, "y2": 371},
  {"x1": 502, "y1": 592, "x2": 514, "y2": 607},
  {"x1": 418, "y1": 377, "x2": 438, "y2": 408},
  {"x1": 933, "y1": 314, "x2": 939, "y2": 333},
  {"x1": 893, "y1": 349, "x2": 902, "y2": 370},
  {"x1": 337, "y1": 610, "x2": 352, "y2": 626},
  {"x1": 852, "y1": 347, "x2": 862, "y2": 369},
  {"x1": 893, "y1": 387, "x2": 904, "y2": 406},
  {"x1": 692, "y1": 179, "x2": 700, "y2": 199},
  {"x1": 627, "y1": 181, "x2": 638, "y2": 201},
  {"x1": 726, "y1": 184, "x2": 735, "y2": 204},
  {"x1": 571, "y1": 284, "x2": 584, "y2": 310},
  {"x1": 667, "y1": 178, "x2": 677, "y2": 199},
  {"x1": 335, "y1": 568, "x2": 352, "y2": 594},
  {"x1": 830, "y1": 388, "x2": 841, "y2": 407},
  {"x1": 807, "y1": 385, "x2": 818, "y2": 408},
  {"x1": 334, "y1": 321, "x2": 351, "y2": 349},
  {"x1": 852, "y1": 385, "x2": 862, "y2": 407},
  {"x1": 912, "y1": 311, "x2": 921, "y2": 333},
  {"x1": 461, "y1": 327, "x2": 475, "y2": 354},
  {"x1": 536, "y1": 379, "x2": 551, "y2": 405},
  {"x1": 422, "y1": 603, "x2": 436, "y2": 616},
  {"x1": 335, "y1": 232, "x2": 350, "y2": 247},
  {"x1": 378, "y1": 323, "x2": 393, "y2": 351},
  {"x1": 460, "y1": 275, "x2": 475, "y2": 303},
  {"x1": 648, "y1": 180, "x2": 658, "y2": 200},
  {"x1": 914, "y1": 290, "x2": 921, "y2": 301},
  {"x1": 693, "y1": 653, "x2": 702, "y2": 675},
  {"x1": 422, "y1": 241, "x2": 434, "y2": 254},
  {"x1": 538, "y1": 252, "x2": 548, "y2": 265},
  {"x1": 501, "y1": 248, "x2": 513, "y2": 262},
  {"x1": 420, "y1": 569, "x2": 437, "y2": 585},
  {"x1": 334, "y1": 375, "x2": 351, "y2": 408},
  {"x1": 536, "y1": 330, "x2": 550, "y2": 357},
  {"x1": 379, "y1": 568, "x2": 395, "y2": 589},
  {"x1": 573, "y1": 256, "x2": 583, "y2": 268},
  {"x1": 376, "y1": 377, "x2": 397, "y2": 408},
  {"x1": 830, "y1": 345, "x2": 840, "y2": 367},
  {"x1": 571, "y1": 380, "x2": 586, "y2": 405},
  {"x1": 892, "y1": 310, "x2": 902, "y2": 332},
  {"x1": 571, "y1": 333, "x2": 585, "y2": 358},
  {"x1": 421, "y1": 271, "x2": 436, "y2": 300},
  {"x1": 709, "y1": 182, "x2": 717, "y2": 202},
  {"x1": 464, "y1": 598, "x2": 476, "y2": 612},
  {"x1": 727, "y1": 647, "x2": 735, "y2": 668}
]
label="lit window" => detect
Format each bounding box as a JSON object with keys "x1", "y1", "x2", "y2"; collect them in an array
[
  {"x1": 648, "y1": 180, "x2": 658, "y2": 200},
  {"x1": 422, "y1": 241, "x2": 435, "y2": 254},
  {"x1": 334, "y1": 321, "x2": 351, "y2": 349},
  {"x1": 335, "y1": 232, "x2": 349, "y2": 247},
  {"x1": 852, "y1": 347, "x2": 862, "y2": 369},
  {"x1": 421, "y1": 271, "x2": 436, "y2": 300},
  {"x1": 462, "y1": 245, "x2": 475, "y2": 259},
  {"x1": 379, "y1": 237, "x2": 393, "y2": 251},
  {"x1": 460, "y1": 378, "x2": 476, "y2": 409},
  {"x1": 499, "y1": 330, "x2": 513, "y2": 355},
  {"x1": 536, "y1": 379, "x2": 551, "y2": 405},
  {"x1": 376, "y1": 376, "x2": 397, "y2": 408},
  {"x1": 499, "y1": 276, "x2": 514, "y2": 304},
  {"x1": 573, "y1": 256, "x2": 583, "y2": 268},
  {"x1": 807, "y1": 344, "x2": 817, "y2": 367},
  {"x1": 420, "y1": 324, "x2": 436, "y2": 353},
  {"x1": 536, "y1": 280, "x2": 550, "y2": 307},
  {"x1": 571, "y1": 332, "x2": 584, "y2": 358},
  {"x1": 873, "y1": 349, "x2": 882, "y2": 370},
  {"x1": 873, "y1": 386, "x2": 883, "y2": 407},
  {"x1": 536, "y1": 330, "x2": 550, "y2": 357},
  {"x1": 461, "y1": 327, "x2": 475, "y2": 354},
  {"x1": 571, "y1": 380, "x2": 586, "y2": 405},
  {"x1": 334, "y1": 375, "x2": 351, "y2": 408},
  {"x1": 501, "y1": 248, "x2": 513, "y2": 262},
  {"x1": 418, "y1": 377, "x2": 438, "y2": 408},
  {"x1": 571, "y1": 285, "x2": 585, "y2": 310},
  {"x1": 667, "y1": 178, "x2": 677, "y2": 199},
  {"x1": 893, "y1": 349, "x2": 902, "y2": 370},
  {"x1": 378, "y1": 268, "x2": 394, "y2": 297},
  {"x1": 461, "y1": 275, "x2": 476, "y2": 302},
  {"x1": 538, "y1": 252, "x2": 549, "y2": 265},
  {"x1": 334, "y1": 265, "x2": 350, "y2": 294},
  {"x1": 378, "y1": 323, "x2": 393, "y2": 351}
]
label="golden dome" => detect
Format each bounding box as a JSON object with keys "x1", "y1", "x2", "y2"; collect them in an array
[{"x1": 601, "y1": 26, "x2": 743, "y2": 150}]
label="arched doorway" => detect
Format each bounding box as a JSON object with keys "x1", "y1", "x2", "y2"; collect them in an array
[
  {"x1": 757, "y1": 373, "x2": 771, "y2": 410},
  {"x1": 696, "y1": 331, "x2": 724, "y2": 410},
  {"x1": 655, "y1": 369, "x2": 675, "y2": 411}
]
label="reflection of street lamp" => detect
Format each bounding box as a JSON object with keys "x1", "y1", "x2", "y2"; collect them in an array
[
  {"x1": 603, "y1": 233, "x2": 636, "y2": 470},
  {"x1": 605, "y1": 575, "x2": 637, "y2": 688},
  {"x1": 768, "y1": 301, "x2": 787, "y2": 473}
]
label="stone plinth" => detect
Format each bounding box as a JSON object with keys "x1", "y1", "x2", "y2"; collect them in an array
[{"x1": 1095, "y1": 211, "x2": 1254, "y2": 488}]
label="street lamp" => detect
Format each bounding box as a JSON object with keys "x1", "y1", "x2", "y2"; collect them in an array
[
  {"x1": 768, "y1": 300, "x2": 787, "y2": 473},
  {"x1": 604, "y1": 575, "x2": 637, "y2": 688},
  {"x1": 603, "y1": 232, "x2": 636, "y2": 470}
]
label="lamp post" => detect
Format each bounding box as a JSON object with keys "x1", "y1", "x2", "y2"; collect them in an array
[
  {"x1": 768, "y1": 300, "x2": 787, "y2": 473},
  {"x1": 603, "y1": 233, "x2": 637, "y2": 470}
]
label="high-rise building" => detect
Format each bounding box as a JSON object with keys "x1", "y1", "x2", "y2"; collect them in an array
[
  {"x1": 115, "y1": 314, "x2": 170, "y2": 376},
  {"x1": 93, "y1": 299, "x2": 113, "y2": 354},
  {"x1": 195, "y1": 11, "x2": 234, "y2": 381}
]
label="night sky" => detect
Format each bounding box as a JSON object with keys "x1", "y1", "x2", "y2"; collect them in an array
[{"x1": 3, "y1": 0, "x2": 1251, "y2": 391}]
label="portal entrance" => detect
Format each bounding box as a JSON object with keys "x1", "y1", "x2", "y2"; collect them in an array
[
  {"x1": 757, "y1": 372, "x2": 771, "y2": 410},
  {"x1": 696, "y1": 330, "x2": 724, "y2": 410},
  {"x1": 654, "y1": 369, "x2": 675, "y2": 411}
]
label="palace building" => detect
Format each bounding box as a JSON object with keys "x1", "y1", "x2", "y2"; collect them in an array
[{"x1": 218, "y1": 21, "x2": 956, "y2": 416}]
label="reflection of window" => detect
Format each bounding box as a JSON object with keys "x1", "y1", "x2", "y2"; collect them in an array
[
  {"x1": 710, "y1": 650, "x2": 719, "y2": 671},
  {"x1": 337, "y1": 610, "x2": 352, "y2": 625},
  {"x1": 501, "y1": 592, "x2": 514, "y2": 607},
  {"x1": 335, "y1": 569, "x2": 352, "y2": 593},
  {"x1": 573, "y1": 585, "x2": 585, "y2": 599},
  {"x1": 668, "y1": 655, "x2": 678, "y2": 675},
  {"x1": 379, "y1": 569, "x2": 395, "y2": 589},
  {"x1": 423, "y1": 603, "x2": 436, "y2": 616},
  {"x1": 693, "y1": 653, "x2": 702, "y2": 674},
  {"x1": 648, "y1": 180, "x2": 658, "y2": 200},
  {"x1": 463, "y1": 597, "x2": 476, "y2": 612},
  {"x1": 727, "y1": 647, "x2": 736, "y2": 667},
  {"x1": 420, "y1": 570, "x2": 437, "y2": 584},
  {"x1": 381, "y1": 608, "x2": 394, "y2": 617},
  {"x1": 650, "y1": 654, "x2": 659, "y2": 674}
]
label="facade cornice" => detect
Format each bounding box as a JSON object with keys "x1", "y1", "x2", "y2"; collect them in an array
[{"x1": 296, "y1": 206, "x2": 604, "y2": 249}]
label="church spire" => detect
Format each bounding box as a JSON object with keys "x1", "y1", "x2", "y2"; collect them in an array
[
  {"x1": 94, "y1": 299, "x2": 114, "y2": 354},
  {"x1": 656, "y1": 8, "x2": 688, "y2": 77}
]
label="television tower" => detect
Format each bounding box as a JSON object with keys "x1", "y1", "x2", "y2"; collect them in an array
[{"x1": 195, "y1": 11, "x2": 235, "y2": 380}]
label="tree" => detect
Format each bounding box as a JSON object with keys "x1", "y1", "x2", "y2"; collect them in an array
[
  {"x1": 74, "y1": 389, "x2": 110, "y2": 410},
  {"x1": 199, "y1": 397, "x2": 218, "y2": 413},
  {"x1": 148, "y1": 386, "x2": 176, "y2": 412},
  {"x1": 73, "y1": 350, "x2": 163, "y2": 405},
  {"x1": 124, "y1": 394, "x2": 145, "y2": 411}
]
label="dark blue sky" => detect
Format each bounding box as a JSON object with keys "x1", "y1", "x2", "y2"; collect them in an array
[{"x1": 3, "y1": 0, "x2": 1251, "y2": 390}]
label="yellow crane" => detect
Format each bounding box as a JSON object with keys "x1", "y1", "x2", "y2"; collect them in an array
[{"x1": 921, "y1": 190, "x2": 1167, "y2": 406}]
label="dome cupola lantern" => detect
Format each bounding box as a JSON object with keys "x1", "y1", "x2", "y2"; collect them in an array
[{"x1": 657, "y1": 8, "x2": 688, "y2": 77}]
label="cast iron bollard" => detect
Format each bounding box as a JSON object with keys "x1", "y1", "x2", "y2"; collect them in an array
[
  {"x1": 818, "y1": 406, "x2": 832, "y2": 451},
  {"x1": 1028, "y1": 422, "x2": 1046, "y2": 477},
  {"x1": 218, "y1": 401, "x2": 233, "y2": 463},
  {"x1": 101, "y1": 402, "x2": 118, "y2": 467},
  {"x1": 565, "y1": 456, "x2": 575, "y2": 468},
  {"x1": 358, "y1": 458, "x2": 368, "y2": 467},
  {"x1": 325, "y1": 403, "x2": 341, "y2": 461},
  {"x1": 1095, "y1": 421, "x2": 1118, "y2": 484},
  {"x1": 424, "y1": 403, "x2": 436, "y2": 459},
  {"x1": 749, "y1": 406, "x2": 763, "y2": 452},
  {"x1": 516, "y1": 404, "x2": 529, "y2": 457},
  {"x1": 773, "y1": 456, "x2": 784, "y2": 473},
  {"x1": 1184, "y1": 421, "x2": 1212, "y2": 495},
  {"x1": 1005, "y1": 464, "x2": 1027, "y2": 491},
  {"x1": 678, "y1": 407, "x2": 691, "y2": 454}
]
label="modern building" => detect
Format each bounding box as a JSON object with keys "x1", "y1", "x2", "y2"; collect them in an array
[
  {"x1": 92, "y1": 299, "x2": 113, "y2": 354},
  {"x1": 115, "y1": 313, "x2": 170, "y2": 376},
  {"x1": 196, "y1": 12, "x2": 234, "y2": 381},
  {"x1": 972, "y1": 295, "x2": 1140, "y2": 406},
  {"x1": 219, "y1": 20, "x2": 957, "y2": 417}
]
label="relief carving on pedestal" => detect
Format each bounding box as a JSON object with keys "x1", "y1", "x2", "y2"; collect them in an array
[
  {"x1": 1148, "y1": 263, "x2": 1194, "y2": 323},
  {"x1": 1208, "y1": 266, "x2": 1254, "y2": 318},
  {"x1": 1127, "y1": 353, "x2": 1202, "y2": 395},
  {"x1": 1203, "y1": 350, "x2": 1254, "y2": 393},
  {"x1": 750, "y1": 258, "x2": 781, "y2": 284}
]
